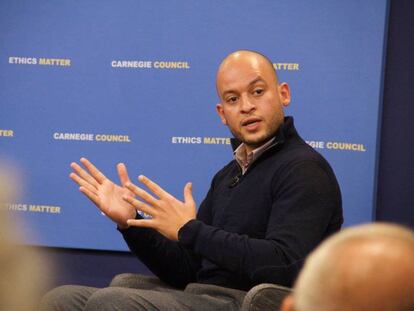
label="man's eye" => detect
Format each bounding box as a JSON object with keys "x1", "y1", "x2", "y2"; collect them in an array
[
  {"x1": 253, "y1": 89, "x2": 264, "y2": 95},
  {"x1": 227, "y1": 96, "x2": 238, "y2": 103}
]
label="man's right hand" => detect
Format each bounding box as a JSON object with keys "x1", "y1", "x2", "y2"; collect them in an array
[{"x1": 69, "y1": 158, "x2": 137, "y2": 229}]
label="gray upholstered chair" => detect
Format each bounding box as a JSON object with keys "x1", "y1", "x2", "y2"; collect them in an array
[{"x1": 109, "y1": 273, "x2": 292, "y2": 311}]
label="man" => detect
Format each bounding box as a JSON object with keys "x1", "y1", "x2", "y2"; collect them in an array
[
  {"x1": 40, "y1": 50, "x2": 342, "y2": 311},
  {"x1": 280, "y1": 223, "x2": 414, "y2": 311}
]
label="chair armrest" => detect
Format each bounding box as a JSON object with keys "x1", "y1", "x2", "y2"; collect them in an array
[{"x1": 241, "y1": 283, "x2": 292, "y2": 311}]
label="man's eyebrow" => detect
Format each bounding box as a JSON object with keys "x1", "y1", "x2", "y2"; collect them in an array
[
  {"x1": 248, "y1": 76, "x2": 266, "y2": 86},
  {"x1": 221, "y1": 76, "x2": 266, "y2": 98},
  {"x1": 222, "y1": 90, "x2": 236, "y2": 98}
]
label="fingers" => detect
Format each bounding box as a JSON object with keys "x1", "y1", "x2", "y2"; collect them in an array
[
  {"x1": 125, "y1": 181, "x2": 158, "y2": 207},
  {"x1": 127, "y1": 218, "x2": 155, "y2": 229},
  {"x1": 79, "y1": 186, "x2": 100, "y2": 207},
  {"x1": 138, "y1": 175, "x2": 171, "y2": 199},
  {"x1": 184, "y1": 182, "x2": 195, "y2": 205},
  {"x1": 117, "y1": 163, "x2": 131, "y2": 187},
  {"x1": 122, "y1": 195, "x2": 155, "y2": 217},
  {"x1": 80, "y1": 158, "x2": 107, "y2": 184},
  {"x1": 70, "y1": 172, "x2": 98, "y2": 195},
  {"x1": 70, "y1": 162, "x2": 100, "y2": 189}
]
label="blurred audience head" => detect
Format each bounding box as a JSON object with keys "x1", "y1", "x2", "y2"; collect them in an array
[
  {"x1": 0, "y1": 161, "x2": 49, "y2": 311},
  {"x1": 281, "y1": 223, "x2": 414, "y2": 311}
]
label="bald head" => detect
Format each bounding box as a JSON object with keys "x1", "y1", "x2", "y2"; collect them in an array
[
  {"x1": 282, "y1": 223, "x2": 414, "y2": 311},
  {"x1": 216, "y1": 50, "x2": 279, "y2": 97},
  {"x1": 214, "y1": 50, "x2": 291, "y2": 152}
]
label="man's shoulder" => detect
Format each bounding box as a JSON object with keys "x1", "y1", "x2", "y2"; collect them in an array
[
  {"x1": 269, "y1": 133, "x2": 322, "y2": 161},
  {"x1": 283, "y1": 139, "x2": 328, "y2": 163},
  {"x1": 268, "y1": 116, "x2": 331, "y2": 168},
  {"x1": 265, "y1": 136, "x2": 336, "y2": 180}
]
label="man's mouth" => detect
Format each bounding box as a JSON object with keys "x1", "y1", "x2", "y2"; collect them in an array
[{"x1": 241, "y1": 117, "x2": 262, "y2": 131}]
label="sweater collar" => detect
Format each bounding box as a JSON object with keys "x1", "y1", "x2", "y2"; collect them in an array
[{"x1": 230, "y1": 116, "x2": 296, "y2": 152}]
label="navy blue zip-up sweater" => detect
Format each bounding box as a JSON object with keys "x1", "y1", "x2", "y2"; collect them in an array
[{"x1": 120, "y1": 117, "x2": 343, "y2": 290}]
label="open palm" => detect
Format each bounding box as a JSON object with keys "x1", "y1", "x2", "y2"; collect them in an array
[{"x1": 70, "y1": 158, "x2": 137, "y2": 228}]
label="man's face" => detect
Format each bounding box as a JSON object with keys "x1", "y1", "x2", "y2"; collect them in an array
[{"x1": 216, "y1": 53, "x2": 290, "y2": 152}]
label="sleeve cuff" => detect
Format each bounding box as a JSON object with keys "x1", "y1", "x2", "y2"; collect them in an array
[
  {"x1": 116, "y1": 211, "x2": 142, "y2": 233},
  {"x1": 178, "y1": 219, "x2": 202, "y2": 248}
]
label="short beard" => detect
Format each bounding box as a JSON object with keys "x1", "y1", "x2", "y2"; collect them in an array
[
  {"x1": 230, "y1": 129, "x2": 272, "y2": 150},
  {"x1": 230, "y1": 118, "x2": 283, "y2": 149}
]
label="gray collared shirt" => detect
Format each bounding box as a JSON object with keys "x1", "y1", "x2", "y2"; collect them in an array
[{"x1": 234, "y1": 137, "x2": 276, "y2": 175}]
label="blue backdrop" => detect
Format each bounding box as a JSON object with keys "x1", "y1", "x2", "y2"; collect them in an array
[{"x1": 0, "y1": 0, "x2": 388, "y2": 251}]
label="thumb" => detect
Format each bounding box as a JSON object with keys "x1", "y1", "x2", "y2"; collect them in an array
[{"x1": 184, "y1": 182, "x2": 195, "y2": 205}]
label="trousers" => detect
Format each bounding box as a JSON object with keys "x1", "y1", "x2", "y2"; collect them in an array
[{"x1": 39, "y1": 275, "x2": 247, "y2": 311}]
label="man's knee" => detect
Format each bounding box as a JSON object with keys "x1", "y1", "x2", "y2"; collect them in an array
[
  {"x1": 85, "y1": 287, "x2": 151, "y2": 311},
  {"x1": 39, "y1": 285, "x2": 97, "y2": 311}
]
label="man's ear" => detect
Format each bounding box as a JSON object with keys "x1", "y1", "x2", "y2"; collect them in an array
[
  {"x1": 280, "y1": 295, "x2": 295, "y2": 311},
  {"x1": 216, "y1": 103, "x2": 228, "y2": 125},
  {"x1": 279, "y1": 82, "x2": 291, "y2": 108}
]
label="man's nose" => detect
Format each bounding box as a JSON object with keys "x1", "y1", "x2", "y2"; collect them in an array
[{"x1": 240, "y1": 94, "x2": 255, "y2": 113}]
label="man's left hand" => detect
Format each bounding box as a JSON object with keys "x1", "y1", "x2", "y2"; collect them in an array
[{"x1": 123, "y1": 175, "x2": 196, "y2": 241}]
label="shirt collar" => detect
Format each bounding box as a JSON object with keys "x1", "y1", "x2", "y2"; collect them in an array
[
  {"x1": 234, "y1": 137, "x2": 276, "y2": 174},
  {"x1": 231, "y1": 116, "x2": 297, "y2": 174}
]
